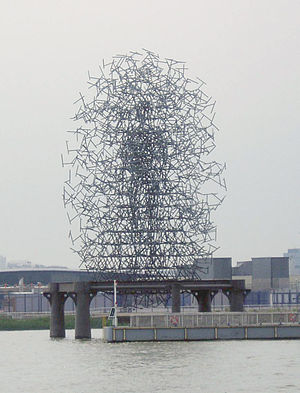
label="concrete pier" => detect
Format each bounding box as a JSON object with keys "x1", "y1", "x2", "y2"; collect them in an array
[
  {"x1": 193, "y1": 290, "x2": 212, "y2": 312},
  {"x1": 73, "y1": 282, "x2": 94, "y2": 339},
  {"x1": 227, "y1": 289, "x2": 246, "y2": 312},
  {"x1": 45, "y1": 283, "x2": 67, "y2": 338},
  {"x1": 43, "y1": 279, "x2": 249, "y2": 339},
  {"x1": 171, "y1": 283, "x2": 181, "y2": 313}
]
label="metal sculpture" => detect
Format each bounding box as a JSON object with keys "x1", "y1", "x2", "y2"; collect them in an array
[{"x1": 62, "y1": 49, "x2": 226, "y2": 280}]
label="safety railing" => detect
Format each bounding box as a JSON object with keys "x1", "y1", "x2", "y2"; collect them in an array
[{"x1": 130, "y1": 311, "x2": 300, "y2": 328}]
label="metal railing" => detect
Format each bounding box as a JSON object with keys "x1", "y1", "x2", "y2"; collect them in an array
[{"x1": 130, "y1": 311, "x2": 300, "y2": 328}]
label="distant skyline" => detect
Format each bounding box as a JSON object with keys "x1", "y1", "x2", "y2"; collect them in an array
[{"x1": 1, "y1": 0, "x2": 299, "y2": 268}]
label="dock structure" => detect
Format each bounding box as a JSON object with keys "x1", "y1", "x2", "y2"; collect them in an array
[
  {"x1": 104, "y1": 324, "x2": 300, "y2": 342},
  {"x1": 104, "y1": 310, "x2": 300, "y2": 342},
  {"x1": 43, "y1": 279, "x2": 248, "y2": 339}
]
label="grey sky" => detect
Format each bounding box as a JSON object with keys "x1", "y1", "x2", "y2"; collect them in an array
[{"x1": 0, "y1": 0, "x2": 299, "y2": 268}]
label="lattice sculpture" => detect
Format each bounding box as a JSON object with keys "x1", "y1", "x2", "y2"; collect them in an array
[{"x1": 62, "y1": 50, "x2": 226, "y2": 280}]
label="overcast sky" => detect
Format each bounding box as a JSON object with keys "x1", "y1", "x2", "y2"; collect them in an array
[{"x1": 0, "y1": 0, "x2": 299, "y2": 268}]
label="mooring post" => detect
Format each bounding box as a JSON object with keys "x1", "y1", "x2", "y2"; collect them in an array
[
  {"x1": 171, "y1": 283, "x2": 181, "y2": 313},
  {"x1": 74, "y1": 282, "x2": 93, "y2": 339},
  {"x1": 44, "y1": 283, "x2": 67, "y2": 338}
]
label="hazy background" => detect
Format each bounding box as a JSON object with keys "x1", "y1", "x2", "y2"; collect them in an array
[{"x1": 0, "y1": 0, "x2": 299, "y2": 268}]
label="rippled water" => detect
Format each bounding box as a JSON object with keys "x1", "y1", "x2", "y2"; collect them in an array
[{"x1": 1, "y1": 330, "x2": 300, "y2": 393}]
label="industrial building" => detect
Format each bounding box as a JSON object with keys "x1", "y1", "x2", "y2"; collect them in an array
[
  {"x1": 232, "y1": 257, "x2": 290, "y2": 291},
  {"x1": 0, "y1": 254, "x2": 299, "y2": 311},
  {"x1": 284, "y1": 249, "x2": 300, "y2": 289}
]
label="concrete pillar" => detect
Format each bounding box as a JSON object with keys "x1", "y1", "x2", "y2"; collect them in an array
[
  {"x1": 44, "y1": 283, "x2": 67, "y2": 338},
  {"x1": 74, "y1": 282, "x2": 93, "y2": 339},
  {"x1": 193, "y1": 291, "x2": 212, "y2": 312},
  {"x1": 228, "y1": 290, "x2": 246, "y2": 312},
  {"x1": 171, "y1": 283, "x2": 181, "y2": 313}
]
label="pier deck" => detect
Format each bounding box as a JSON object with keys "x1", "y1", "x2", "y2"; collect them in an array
[{"x1": 104, "y1": 311, "x2": 300, "y2": 342}]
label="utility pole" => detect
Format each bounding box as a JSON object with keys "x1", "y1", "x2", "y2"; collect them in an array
[{"x1": 114, "y1": 280, "x2": 118, "y2": 327}]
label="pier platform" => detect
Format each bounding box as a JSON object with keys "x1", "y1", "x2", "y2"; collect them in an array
[{"x1": 104, "y1": 311, "x2": 300, "y2": 342}]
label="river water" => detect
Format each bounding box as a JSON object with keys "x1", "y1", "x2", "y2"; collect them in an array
[{"x1": 0, "y1": 329, "x2": 299, "y2": 393}]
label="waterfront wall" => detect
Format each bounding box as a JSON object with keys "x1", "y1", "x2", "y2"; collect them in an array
[{"x1": 104, "y1": 325, "x2": 300, "y2": 342}]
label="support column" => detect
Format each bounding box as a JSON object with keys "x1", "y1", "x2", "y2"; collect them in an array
[
  {"x1": 44, "y1": 283, "x2": 67, "y2": 338},
  {"x1": 171, "y1": 283, "x2": 181, "y2": 313},
  {"x1": 227, "y1": 290, "x2": 246, "y2": 312},
  {"x1": 73, "y1": 282, "x2": 94, "y2": 339},
  {"x1": 193, "y1": 290, "x2": 212, "y2": 312}
]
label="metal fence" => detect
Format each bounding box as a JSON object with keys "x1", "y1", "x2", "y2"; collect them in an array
[{"x1": 130, "y1": 312, "x2": 300, "y2": 328}]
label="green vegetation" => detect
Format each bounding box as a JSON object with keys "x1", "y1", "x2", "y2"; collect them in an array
[
  {"x1": 0, "y1": 315, "x2": 105, "y2": 331},
  {"x1": 0, "y1": 316, "x2": 50, "y2": 331}
]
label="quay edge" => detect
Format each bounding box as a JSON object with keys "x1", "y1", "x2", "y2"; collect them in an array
[{"x1": 103, "y1": 325, "x2": 300, "y2": 342}]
